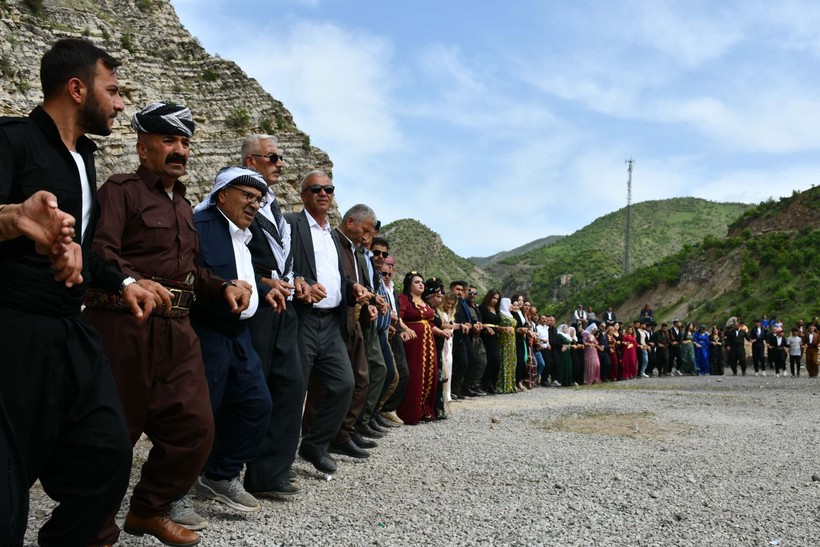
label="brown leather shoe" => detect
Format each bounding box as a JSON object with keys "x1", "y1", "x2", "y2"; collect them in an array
[{"x1": 123, "y1": 511, "x2": 200, "y2": 546}]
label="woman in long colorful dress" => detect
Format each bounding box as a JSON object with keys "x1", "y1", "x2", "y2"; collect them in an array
[
  {"x1": 512, "y1": 295, "x2": 530, "y2": 391},
  {"x1": 606, "y1": 326, "x2": 621, "y2": 381},
  {"x1": 425, "y1": 278, "x2": 451, "y2": 420},
  {"x1": 439, "y1": 293, "x2": 457, "y2": 402},
  {"x1": 556, "y1": 324, "x2": 574, "y2": 386},
  {"x1": 496, "y1": 298, "x2": 518, "y2": 394},
  {"x1": 582, "y1": 324, "x2": 602, "y2": 384},
  {"x1": 595, "y1": 327, "x2": 611, "y2": 381},
  {"x1": 620, "y1": 326, "x2": 638, "y2": 380},
  {"x1": 397, "y1": 272, "x2": 438, "y2": 425},
  {"x1": 693, "y1": 324, "x2": 711, "y2": 376},
  {"x1": 680, "y1": 322, "x2": 697, "y2": 375}
]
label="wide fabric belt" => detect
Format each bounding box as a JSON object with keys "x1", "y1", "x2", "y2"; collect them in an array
[{"x1": 84, "y1": 276, "x2": 195, "y2": 318}]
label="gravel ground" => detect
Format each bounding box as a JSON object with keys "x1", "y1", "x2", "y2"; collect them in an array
[{"x1": 25, "y1": 375, "x2": 820, "y2": 546}]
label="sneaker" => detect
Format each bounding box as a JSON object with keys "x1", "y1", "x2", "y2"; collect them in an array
[
  {"x1": 641, "y1": 373, "x2": 649, "y2": 378},
  {"x1": 776, "y1": 373, "x2": 780, "y2": 377},
  {"x1": 761, "y1": 371, "x2": 766, "y2": 377},
  {"x1": 754, "y1": 372, "x2": 759, "y2": 377},
  {"x1": 169, "y1": 496, "x2": 208, "y2": 531},
  {"x1": 195, "y1": 475, "x2": 260, "y2": 512}
]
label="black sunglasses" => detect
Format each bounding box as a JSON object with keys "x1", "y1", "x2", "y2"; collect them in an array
[
  {"x1": 306, "y1": 184, "x2": 335, "y2": 194},
  {"x1": 250, "y1": 153, "x2": 284, "y2": 163},
  {"x1": 371, "y1": 250, "x2": 389, "y2": 258},
  {"x1": 468, "y1": 290, "x2": 478, "y2": 295}
]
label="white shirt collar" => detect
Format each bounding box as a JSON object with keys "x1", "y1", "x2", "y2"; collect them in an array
[
  {"x1": 217, "y1": 207, "x2": 253, "y2": 245},
  {"x1": 304, "y1": 208, "x2": 331, "y2": 232}
]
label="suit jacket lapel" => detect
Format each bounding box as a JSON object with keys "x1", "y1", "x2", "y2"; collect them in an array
[{"x1": 297, "y1": 210, "x2": 317, "y2": 279}]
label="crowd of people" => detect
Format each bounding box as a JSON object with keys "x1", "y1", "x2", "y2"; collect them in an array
[{"x1": 1, "y1": 38, "x2": 819, "y2": 547}]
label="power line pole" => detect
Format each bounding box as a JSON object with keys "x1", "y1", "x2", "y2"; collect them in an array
[{"x1": 624, "y1": 158, "x2": 634, "y2": 275}]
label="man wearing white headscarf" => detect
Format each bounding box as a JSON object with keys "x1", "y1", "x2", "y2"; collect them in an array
[
  {"x1": 190, "y1": 167, "x2": 280, "y2": 515},
  {"x1": 86, "y1": 102, "x2": 251, "y2": 544}
]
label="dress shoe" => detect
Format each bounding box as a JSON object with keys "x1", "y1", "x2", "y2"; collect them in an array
[
  {"x1": 123, "y1": 511, "x2": 200, "y2": 546},
  {"x1": 368, "y1": 418, "x2": 389, "y2": 433},
  {"x1": 355, "y1": 422, "x2": 384, "y2": 439},
  {"x1": 380, "y1": 410, "x2": 404, "y2": 426},
  {"x1": 351, "y1": 432, "x2": 378, "y2": 449},
  {"x1": 471, "y1": 387, "x2": 488, "y2": 396},
  {"x1": 298, "y1": 445, "x2": 337, "y2": 474},
  {"x1": 374, "y1": 413, "x2": 399, "y2": 429},
  {"x1": 252, "y1": 481, "x2": 300, "y2": 499},
  {"x1": 330, "y1": 439, "x2": 370, "y2": 459}
]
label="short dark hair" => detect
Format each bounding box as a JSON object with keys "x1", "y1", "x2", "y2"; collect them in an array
[
  {"x1": 371, "y1": 237, "x2": 389, "y2": 250},
  {"x1": 41, "y1": 38, "x2": 120, "y2": 100},
  {"x1": 450, "y1": 280, "x2": 466, "y2": 289}
]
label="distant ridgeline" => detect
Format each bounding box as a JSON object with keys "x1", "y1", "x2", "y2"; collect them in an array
[
  {"x1": 380, "y1": 219, "x2": 500, "y2": 294},
  {"x1": 487, "y1": 197, "x2": 750, "y2": 312}
]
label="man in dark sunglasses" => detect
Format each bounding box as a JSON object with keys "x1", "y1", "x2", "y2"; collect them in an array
[
  {"x1": 285, "y1": 170, "x2": 370, "y2": 475},
  {"x1": 241, "y1": 133, "x2": 310, "y2": 500}
]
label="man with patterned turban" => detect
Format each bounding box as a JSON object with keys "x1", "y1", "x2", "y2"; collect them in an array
[{"x1": 86, "y1": 102, "x2": 250, "y2": 546}]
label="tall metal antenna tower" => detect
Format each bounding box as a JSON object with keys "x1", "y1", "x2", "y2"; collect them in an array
[{"x1": 624, "y1": 158, "x2": 634, "y2": 275}]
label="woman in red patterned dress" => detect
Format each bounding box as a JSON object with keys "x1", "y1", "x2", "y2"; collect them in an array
[
  {"x1": 620, "y1": 326, "x2": 639, "y2": 380},
  {"x1": 397, "y1": 272, "x2": 439, "y2": 425}
]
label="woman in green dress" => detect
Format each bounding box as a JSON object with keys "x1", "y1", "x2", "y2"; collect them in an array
[
  {"x1": 496, "y1": 297, "x2": 518, "y2": 394},
  {"x1": 680, "y1": 322, "x2": 697, "y2": 375}
]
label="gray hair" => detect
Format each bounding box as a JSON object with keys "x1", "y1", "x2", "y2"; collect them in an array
[
  {"x1": 342, "y1": 203, "x2": 376, "y2": 225},
  {"x1": 300, "y1": 170, "x2": 329, "y2": 191},
  {"x1": 241, "y1": 134, "x2": 278, "y2": 163}
]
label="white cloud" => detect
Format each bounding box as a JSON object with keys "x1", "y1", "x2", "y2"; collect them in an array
[
  {"x1": 629, "y1": 1, "x2": 746, "y2": 68},
  {"x1": 218, "y1": 21, "x2": 402, "y2": 162},
  {"x1": 653, "y1": 92, "x2": 820, "y2": 154}
]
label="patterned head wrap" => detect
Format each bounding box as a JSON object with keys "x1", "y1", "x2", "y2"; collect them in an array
[
  {"x1": 131, "y1": 102, "x2": 196, "y2": 137},
  {"x1": 422, "y1": 277, "x2": 444, "y2": 299},
  {"x1": 194, "y1": 166, "x2": 267, "y2": 213}
]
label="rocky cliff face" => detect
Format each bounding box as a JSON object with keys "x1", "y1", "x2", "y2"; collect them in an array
[{"x1": 0, "y1": 0, "x2": 334, "y2": 215}]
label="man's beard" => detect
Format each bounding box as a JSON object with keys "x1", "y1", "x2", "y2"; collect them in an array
[{"x1": 79, "y1": 87, "x2": 112, "y2": 136}]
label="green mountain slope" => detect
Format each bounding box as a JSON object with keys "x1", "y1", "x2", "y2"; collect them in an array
[
  {"x1": 496, "y1": 197, "x2": 752, "y2": 306},
  {"x1": 380, "y1": 219, "x2": 500, "y2": 292},
  {"x1": 559, "y1": 186, "x2": 820, "y2": 326}
]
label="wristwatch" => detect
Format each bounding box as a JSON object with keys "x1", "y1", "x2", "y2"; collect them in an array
[{"x1": 119, "y1": 276, "x2": 137, "y2": 295}]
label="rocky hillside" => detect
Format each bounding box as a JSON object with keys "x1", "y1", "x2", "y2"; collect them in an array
[
  {"x1": 0, "y1": 0, "x2": 334, "y2": 216},
  {"x1": 380, "y1": 219, "x2": 500, "y2": 293}
]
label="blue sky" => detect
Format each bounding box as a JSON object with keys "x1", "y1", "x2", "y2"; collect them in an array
[{"x1": 170, "y1": 0, "x2": 820, "y2": 257}]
